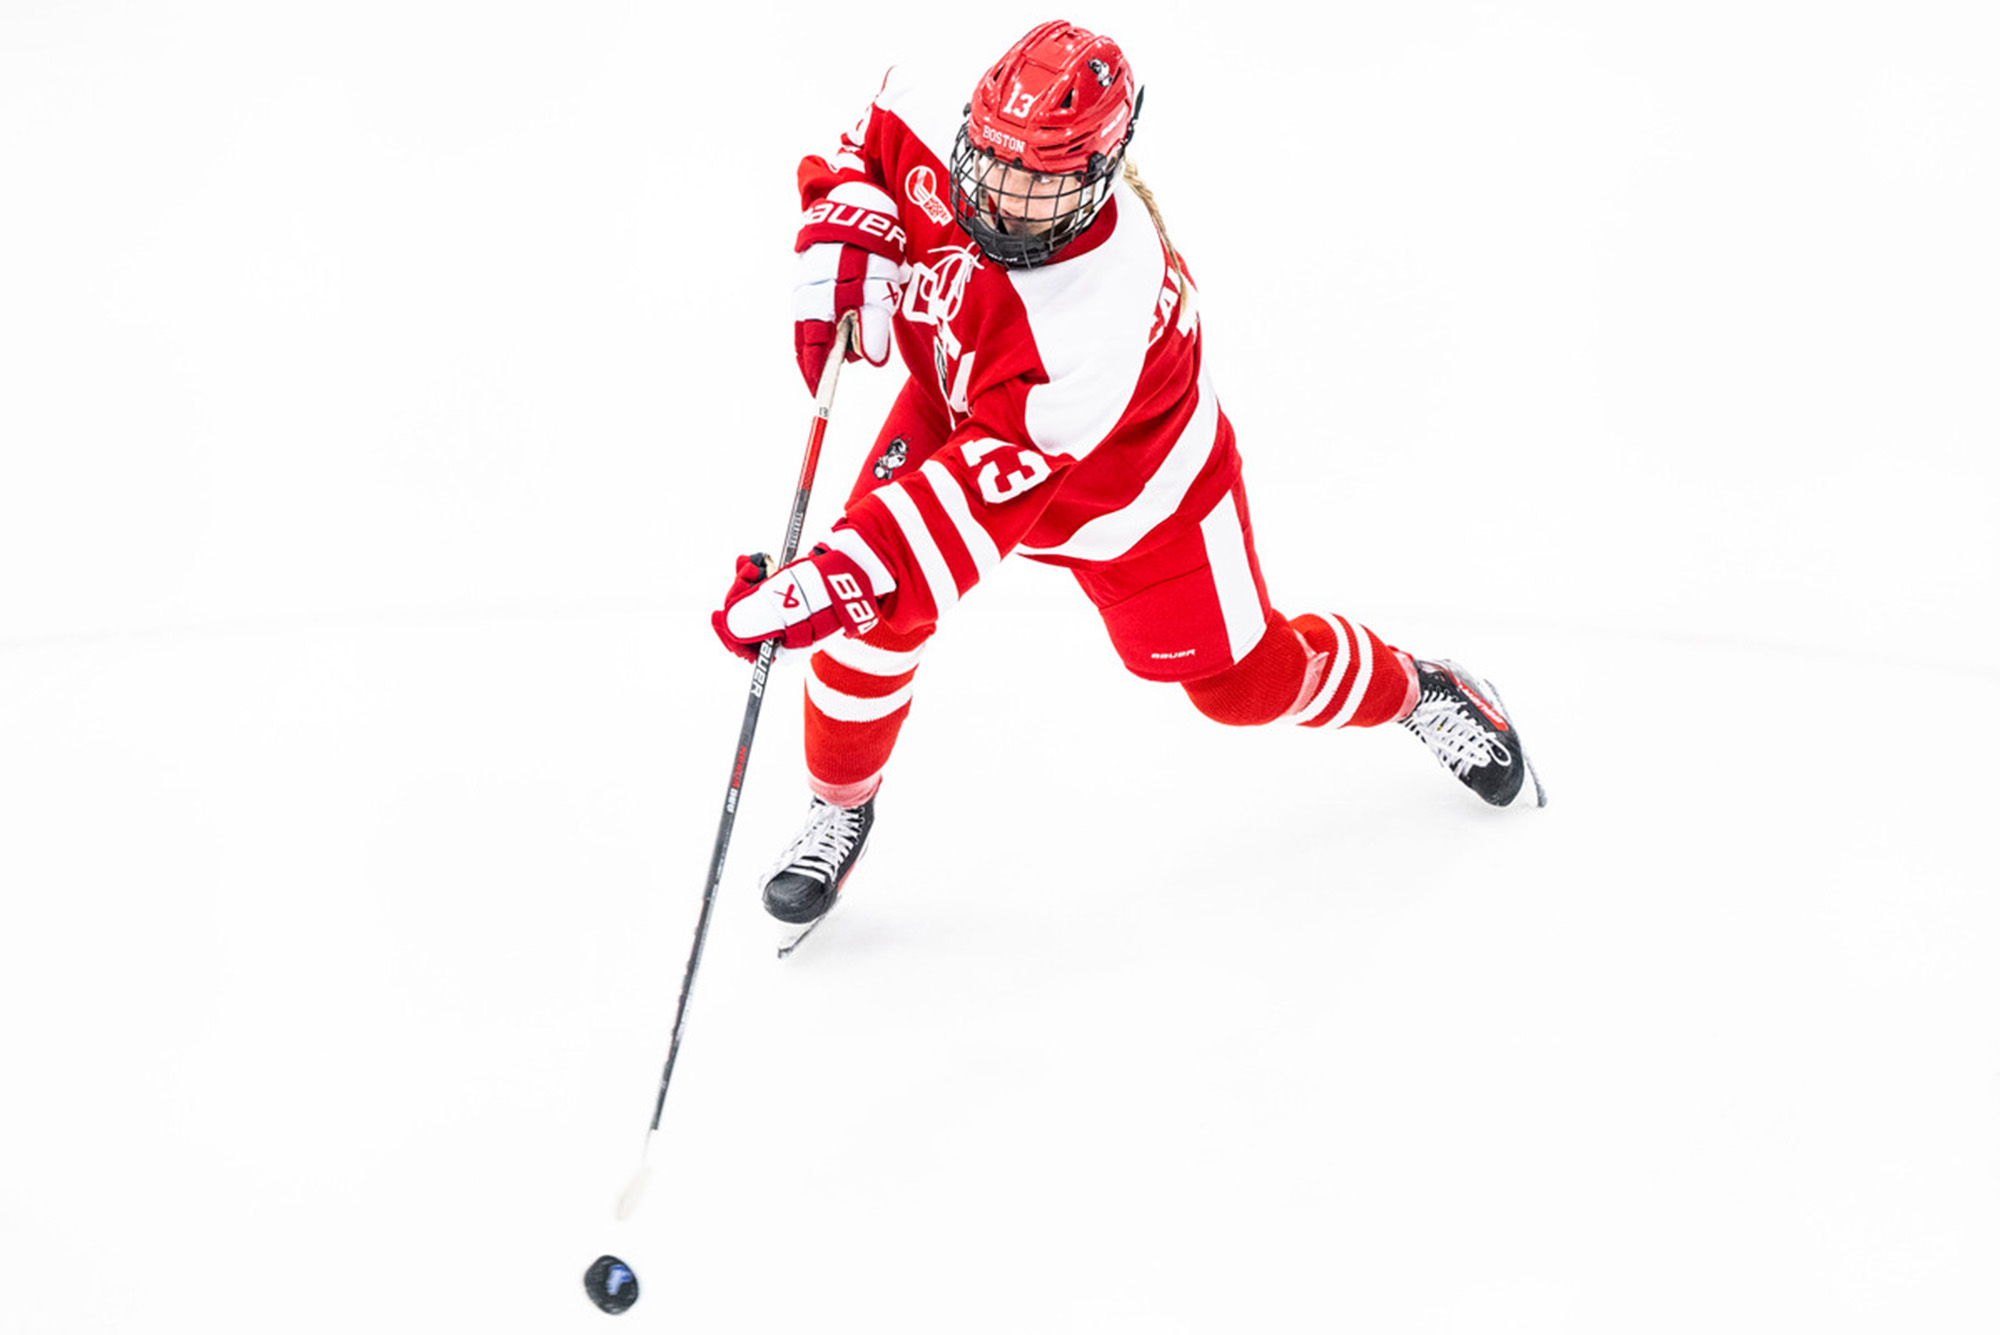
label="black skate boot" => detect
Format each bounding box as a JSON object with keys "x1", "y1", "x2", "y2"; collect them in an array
[
  {"x1": 1399, "y1": 659, "x2": 1547, "y2": 808},
  {"x1": 761, "y1": 796, "x2": 875, "y2": 925}
]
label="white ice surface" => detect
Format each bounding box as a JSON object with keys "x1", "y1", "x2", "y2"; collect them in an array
[{"x1": 3, "y1": 3, "x2": 1996, "y2": 1332}]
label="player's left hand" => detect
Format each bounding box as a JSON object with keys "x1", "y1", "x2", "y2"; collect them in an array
[
  {"x1": 712, "y1": 544, "x2": 885, "y2": 662},
  {"x1": 794, "y1": 182, "x2": 907, "y2": 392}
]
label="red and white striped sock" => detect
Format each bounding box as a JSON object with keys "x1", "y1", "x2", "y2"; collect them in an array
[
  {"x1": 802, "y1": 622, "x2": 932, "y2": 806},
  {"x1": 1181, "y1": 609, "x2": 1418, "y2": 729},
  {"x1": 1285, "y1": 613, "x2": 1418, "y2": 729}
]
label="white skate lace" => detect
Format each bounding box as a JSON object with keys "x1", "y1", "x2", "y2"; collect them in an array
[
  {"x1": 1401, "y1": 690, "x2": 1513, "y2": 777},
  {"x1": 769, "y1": 801, "x2": 866, "y2": 886}
]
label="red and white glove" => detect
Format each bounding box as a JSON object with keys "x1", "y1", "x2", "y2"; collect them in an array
[
  {"x1": 794, "y1": 182, "x2": 907, "y2": 392},
  {"x1": 711, "y1": 541, "x2": 892, "y2": 662}
]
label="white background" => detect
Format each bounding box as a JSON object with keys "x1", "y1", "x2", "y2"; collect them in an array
[{"x1": 3, "y1": 2, "x2": 1995, "y2": 1331}]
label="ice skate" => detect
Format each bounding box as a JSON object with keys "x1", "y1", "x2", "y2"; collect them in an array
[
  {"x1": 1399, "y1": 659, "x2": 1546, "y2": 808},
  {"x1": 762, "y1": 795, "x2": 874, "y2": 928}
]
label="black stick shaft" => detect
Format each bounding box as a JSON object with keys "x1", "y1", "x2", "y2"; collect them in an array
[{"x1": 645, "y1": 317, "x2": 854, "y2": 1133}]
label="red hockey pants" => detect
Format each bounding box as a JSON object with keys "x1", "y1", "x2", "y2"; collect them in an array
[{"x1": 801, "y1": 380, "x2": 1418, "y2": 806}]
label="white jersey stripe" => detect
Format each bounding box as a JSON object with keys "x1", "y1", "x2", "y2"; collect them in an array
[
  {"x1": 1013, "y1": 180, "x2": 1169, "y2": 458},
  {"x1": 918, "y1": 459, "x2": 1003, "y2": 576},
  {"x1": 805, "y1": 670, "x2": 915, "y2": 723},
  {"x1": 821, "y1": 526, "x2": 898, "y2": 596},
  {"x1": 876, "y1": 481, "x2": 961, "y2": 616},
  {"x1": 1198, "y1": 490, "x2": 1266, "y2": 664},
  {"x1": 1017, "y1": 371, "x2": 1220, "y2": 562}
]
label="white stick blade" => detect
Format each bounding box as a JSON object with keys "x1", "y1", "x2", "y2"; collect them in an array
[{"x1": 614, "y1": 1163, "x2": 652, "y2": 1221}]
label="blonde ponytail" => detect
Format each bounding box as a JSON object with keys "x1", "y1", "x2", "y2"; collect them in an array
[{"x1": 1123, "y1": 160, "x2": 1190, "y2": 307}]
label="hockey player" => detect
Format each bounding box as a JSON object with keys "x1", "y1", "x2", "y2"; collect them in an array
[{"x1": 712, "y1": 21, "x2": 1544, "y2": 929}]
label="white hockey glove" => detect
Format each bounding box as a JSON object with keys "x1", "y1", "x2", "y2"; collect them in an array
[
  {"x1": 793, "y1": 182, "x2": 907, "y2": 391},
  {"x1": 711, "y1": 540, "x2": 893, "y2": 662}
]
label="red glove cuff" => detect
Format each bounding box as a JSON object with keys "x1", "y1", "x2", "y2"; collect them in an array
[{"x1": 795, "y1": 199, "x2": 907, "y2": 260}]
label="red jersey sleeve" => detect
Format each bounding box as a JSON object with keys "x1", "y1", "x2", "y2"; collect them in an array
[{"x1": 836, "y1": 375, "x2": 1077, "y2": 631}]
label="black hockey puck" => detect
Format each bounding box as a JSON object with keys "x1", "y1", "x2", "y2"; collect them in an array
[{"x1": 583, "y1": 1254, "x2": 639, "y2": 1315}]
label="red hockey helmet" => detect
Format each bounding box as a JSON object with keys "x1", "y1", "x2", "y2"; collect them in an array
[{"x1": 948, "y1": 21, "x2": 1142, "y2": 267}]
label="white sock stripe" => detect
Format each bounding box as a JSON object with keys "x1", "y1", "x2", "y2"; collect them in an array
[
  {"x1": 1197, "y1": 490, "x2": 1266, "y2": 665},
  {"x1": 805, "y1": 670, "x2": 916, "y2": 723},
  {"x1": 918, "y1": 460, "x2": 1003, "y2": 576},
  {"x1": 1327, "y1": 618, "x2": 1374, "y2": 729},
  {"x1": 815, "y1": 635, "x2": 926, "y2": 676},
  {"x1": 877, "y1": 482, "x2": 961, "y2": 616},
  {"x1": 1292, "y1": 615, "x2": 1352, "y2": 725},
  {"x1": 821, "y1": 527, "x2": 897, "y2": 596},
  {"x1": 809, "y1": 646, "x2": 912, "y2": 693}
]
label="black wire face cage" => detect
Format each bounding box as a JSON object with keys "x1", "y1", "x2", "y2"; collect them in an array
[{"x1": 946, "y1": 124, "x2": 1124, "y2": 269}]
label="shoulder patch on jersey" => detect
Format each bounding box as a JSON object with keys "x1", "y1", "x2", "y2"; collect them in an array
[{"x1": 904, "y1": 164, "x2": 953, "y2": 224}]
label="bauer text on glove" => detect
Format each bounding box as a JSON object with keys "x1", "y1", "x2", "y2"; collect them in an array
[{"x1": 711, "y1": 539, "x2": 898, "y2": 661}]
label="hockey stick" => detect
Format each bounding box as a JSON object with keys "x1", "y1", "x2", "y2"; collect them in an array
[{"x1": 615, "y1": 314, "x2": 858, "y2": 1221}]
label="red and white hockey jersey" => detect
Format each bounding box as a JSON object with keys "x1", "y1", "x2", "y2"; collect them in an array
[{"x1": 804, "y1": 65, "x2": 1243, "y2": 635}]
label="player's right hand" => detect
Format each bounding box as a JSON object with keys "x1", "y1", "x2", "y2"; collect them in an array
[
  {"x1": 711, "y1": 544, "x2": 886, "y2": 662},
  {"x1": 794, "y1": 182, "x2": 907, "y2": 392}
]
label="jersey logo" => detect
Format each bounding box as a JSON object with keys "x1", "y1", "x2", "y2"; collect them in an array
[
  {"x1": 873, "y1": 436, "x2": 910, "y2": 480},
  {"x1": 903, "y1": 242, "x2": 980, "y2": 339},
  {"x1": 904, "y1": 166, "x2": 953, "y2": 225},
  {"x1": 932, "y1": 343, "x2": 975, "y2": 419},
  {"x1": 904, "y1": 242, "x2": 983, "y2": 423}
]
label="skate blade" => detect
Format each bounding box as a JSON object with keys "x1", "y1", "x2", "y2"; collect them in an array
[
  {"x1": 774, "y1": 838, "x2": 869, "y2": 958},
  {"x1": 1521, "y1": 753, "x2": 1548, "y2": 808},
  {"x1": 1477, "y1": 672, "x2": 1547, "y2": 809},
  {"x1": 777, "y1": 903, "x2": 835, "y2": 959}
]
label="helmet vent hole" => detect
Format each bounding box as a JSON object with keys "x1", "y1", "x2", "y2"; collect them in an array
[{"x1": 1060, "y1": 89, "x2": 1074, "y2": 109}]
